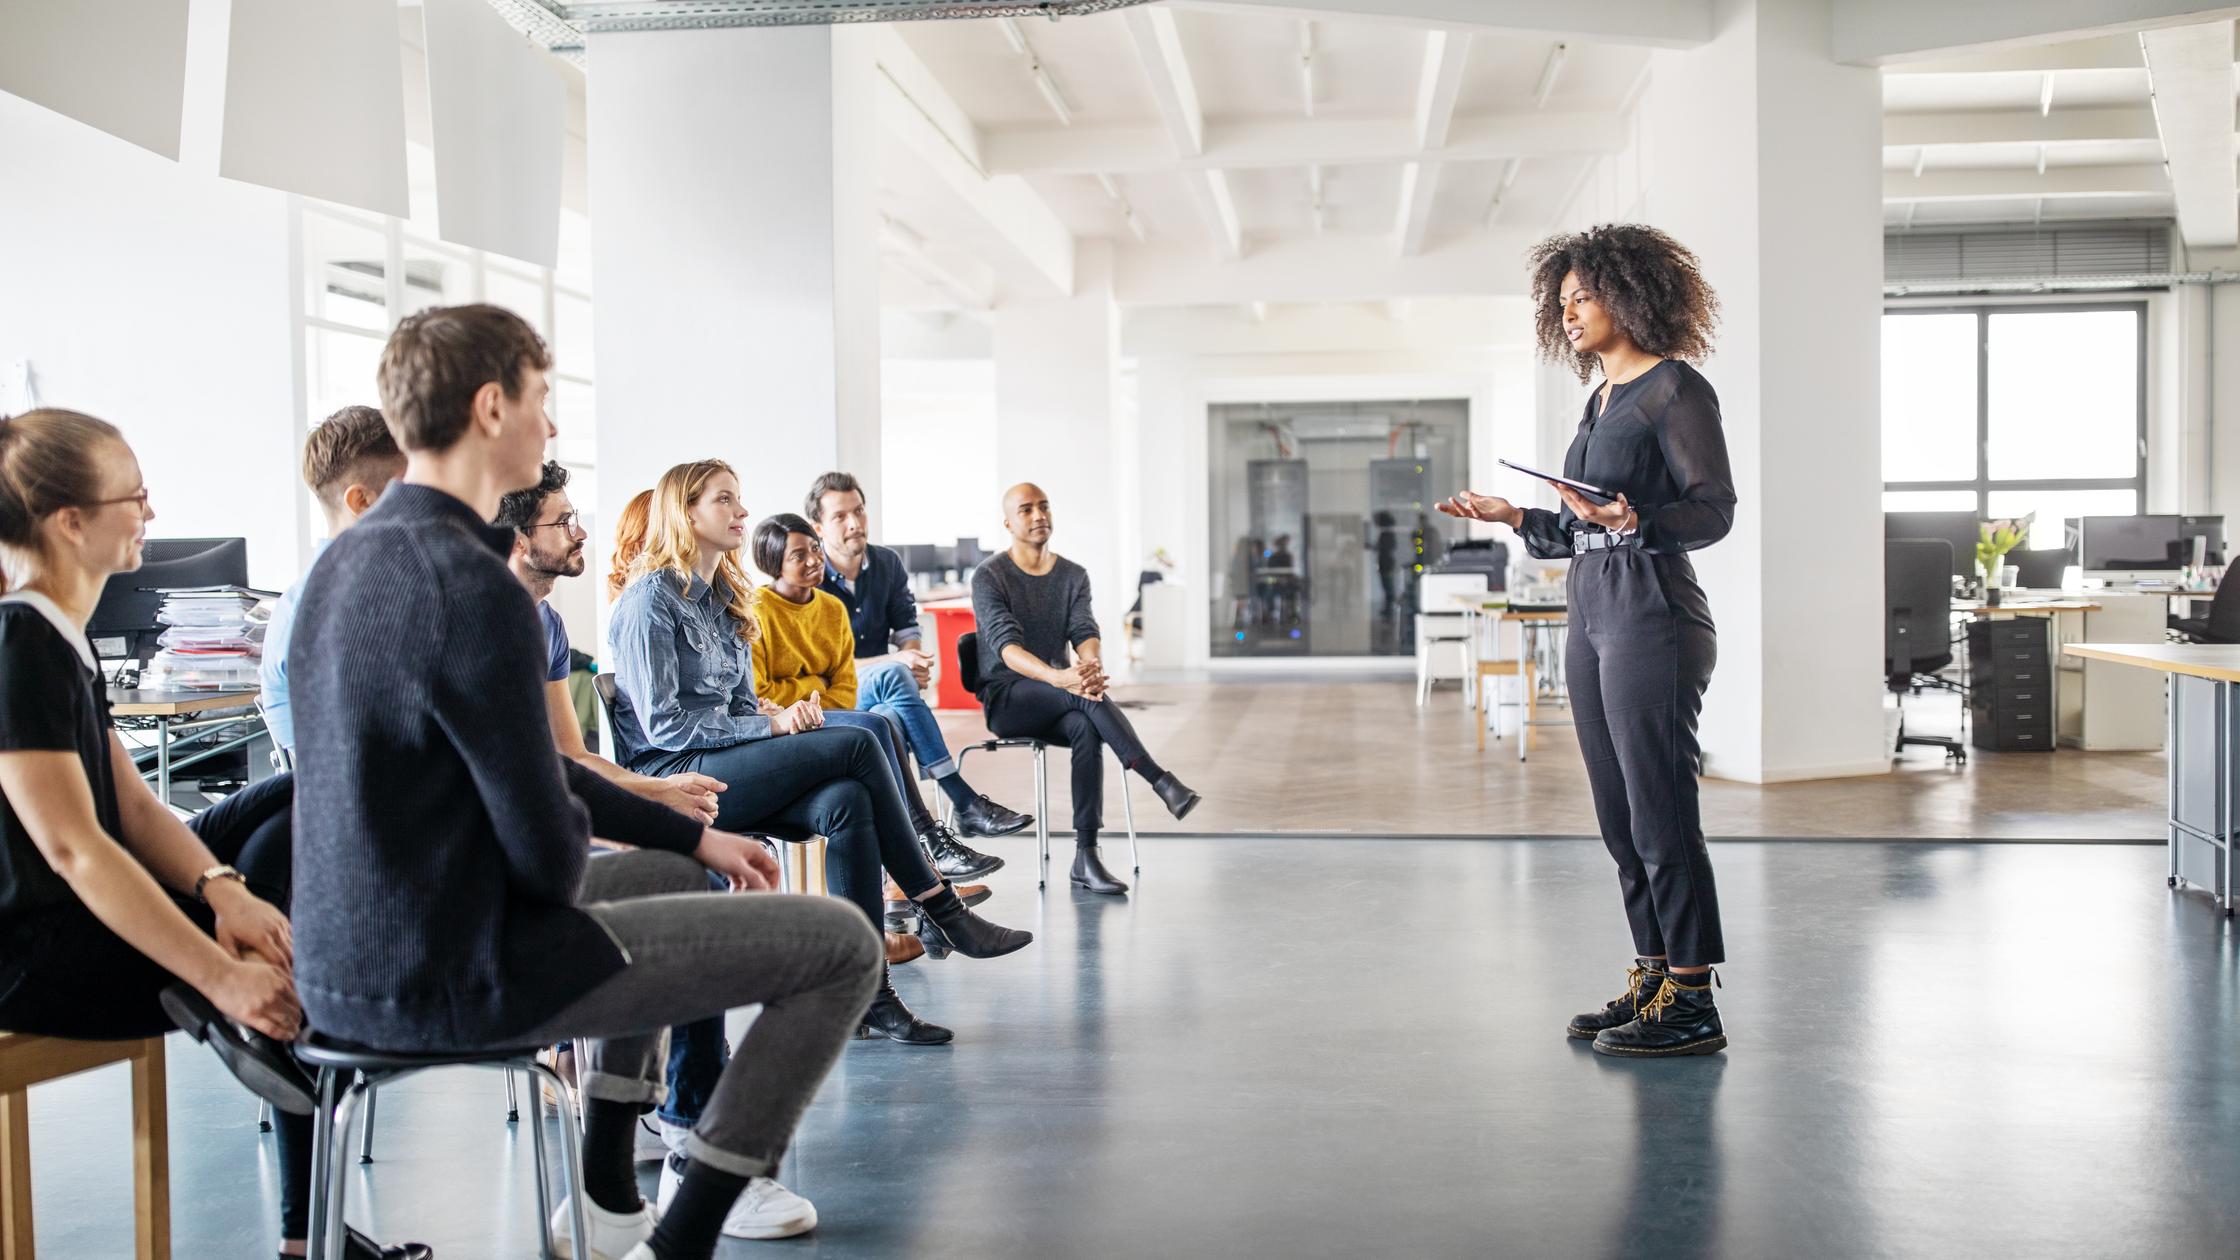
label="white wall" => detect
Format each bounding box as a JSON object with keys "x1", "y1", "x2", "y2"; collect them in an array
[{"x1": 0, "y1": 87, "x2": 299, "y2": 590}]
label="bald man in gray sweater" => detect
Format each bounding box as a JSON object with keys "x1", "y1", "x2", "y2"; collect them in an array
[{"x1": 971, "y1": 483, "x2": 1201, "y2": 895}]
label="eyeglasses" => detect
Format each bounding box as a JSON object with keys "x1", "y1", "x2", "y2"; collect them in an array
[
  {"x1": 529, "y1": 512, "x2": 583, "y2": 533},
  {"x1": 82, "y1": 487, "x2": 151, "y2": 512}
]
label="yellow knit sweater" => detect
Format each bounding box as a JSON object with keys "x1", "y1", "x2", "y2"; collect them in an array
[{"x1": 749, "y1": 585, "x2": 858, "y2": 710}]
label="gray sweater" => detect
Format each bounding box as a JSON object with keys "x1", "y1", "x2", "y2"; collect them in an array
[{"x1": 971, "y1": 552, "x2": 1098, "y2": 692}]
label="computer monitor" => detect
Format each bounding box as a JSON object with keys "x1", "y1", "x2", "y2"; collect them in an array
[
  {"x1": 1884, "y1": 512, "x2": 1978, "y2": 584},
  {"x1": 898, "y1": 543, "x2": 944, "y2": 576},
  {"x1": 2078, "y1": 515, "x2": 2185, "y2": 579},
  {"x1": 954, "y1": 537, "x2": 983, "y2": 570},
  {"x1": 2181, "y1": 515, "x2": 2224, "y2": 567},
  {"x1": 87, "y1": 537, "x2": 249, "y2": 662}
]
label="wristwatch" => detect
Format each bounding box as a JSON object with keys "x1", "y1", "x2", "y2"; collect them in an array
[{"x1": 194, "y1": 863, "x2": 246, "y2": 903}]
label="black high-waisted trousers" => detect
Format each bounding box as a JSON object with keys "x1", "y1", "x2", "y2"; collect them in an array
[{"x1": 1565, "y1": 545, "x2": 1724, "y2": 966}]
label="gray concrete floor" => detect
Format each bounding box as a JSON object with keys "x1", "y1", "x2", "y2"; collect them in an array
[{"x1": 20, "y1": 836, "x2": 2240, "y2": 1258}]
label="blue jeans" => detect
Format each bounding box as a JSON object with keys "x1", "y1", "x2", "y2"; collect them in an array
[{"x1": 858, "y1": 659, "x2": 957, "y2": 779}]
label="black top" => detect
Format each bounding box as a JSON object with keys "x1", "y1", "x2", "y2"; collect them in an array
[
  {"x1": 820, "y1": 544, "x2": 921, "y2": 659},
  {"x1": 1515, "y1": 360, "x2": 1737, "y2": 560},
  {"x1": 970, "y1": 552, "x2": 1098, "y2": 691},
  {"x1": 291, "y1": 484, "x2": 704, "y2": 1052},
  {"x1": 0, "y1": 598, "x2": 116, "y2": 931}
]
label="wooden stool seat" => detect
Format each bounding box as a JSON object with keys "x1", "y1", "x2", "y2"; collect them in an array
[
  {"x1": 1474, "y1": 658, "x2": 1536, "y2": 753},
  {"x1": 0, "y1": 1031, "x2": 169, "y2": 1259}
]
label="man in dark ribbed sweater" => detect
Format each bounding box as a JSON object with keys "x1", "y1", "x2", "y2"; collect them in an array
[
  {"x1": 293, "y1": 305, "x2": 878, "y2": 1260},
  {"x1": 971, "y1": 482, "x2": 1201, "y2": 897}
]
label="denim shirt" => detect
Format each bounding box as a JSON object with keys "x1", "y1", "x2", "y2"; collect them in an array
[{"x1": 607, "y1": 568, "x2": 772, "y2": 767}]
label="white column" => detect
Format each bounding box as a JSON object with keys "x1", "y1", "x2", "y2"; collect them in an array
[
  {"x1": 584, "y1": 25, "x2": 880, "y2": 590},
  {"x1": 1640, "y1": 0, "x2": 1888, "y2": 782},
  {"x1": 993, "y1": 241, "x2": 1128, "y2": 640}
]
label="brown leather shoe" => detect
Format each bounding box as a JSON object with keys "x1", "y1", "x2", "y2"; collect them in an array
[{"x1": 885, "y1": 931, "x2": 926, "y2": 965}]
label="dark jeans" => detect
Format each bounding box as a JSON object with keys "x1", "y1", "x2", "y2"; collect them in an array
[
  {"x1": 631, "y1": 725, "x2": 942, "y2": 928},
  {"x1": 509, "y1": 851, "x2": 881, "y2": 1177},
  {"x1": 1566, "y1": 547, "x2": 1725, "y2": 967},
  {"x1": 0, "y1": 773, "x2": 325, "y2": 1241},
  {"x1": 981, "y1": 678, "x2": 1152, "y2": 836},
  {"x1": 823, "y1": 707, "x2": 935, "y2": 831}
]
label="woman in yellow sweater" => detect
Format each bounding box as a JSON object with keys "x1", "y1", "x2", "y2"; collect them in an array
[{"x1": 750, "y1": 515, "x2": 997, "y2": 954}]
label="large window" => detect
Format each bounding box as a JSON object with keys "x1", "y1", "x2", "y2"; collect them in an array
[
  {"x1": 1881, "y1": 303, "x2": 2145, "y2": 549},
  {"x1": 295, "y1": 199, "x2": 600, "y2": 638}
]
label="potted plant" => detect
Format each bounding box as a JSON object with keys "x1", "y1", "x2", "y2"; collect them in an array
[{"x1": 1975, "y1": 514, "x2": 2032, "y2": 604}]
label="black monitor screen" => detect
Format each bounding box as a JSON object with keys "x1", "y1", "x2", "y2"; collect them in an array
[
  {"x1": 88, "y1": 537, "x2": 249, "y2": 659},
  {"x1": 2181, "y1": 515, "x2": 2224, "y2": 567},
  {"x1": 2078, "y1": 516, "x2": 2184, "y2": 572},
  {"x1": 1884, "y1": 512, "x2": 1978, "y2": 583}
]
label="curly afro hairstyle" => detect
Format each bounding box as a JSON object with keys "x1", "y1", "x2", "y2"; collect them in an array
[{"x1": 1528, "y1": 224, "x2": 1720, "y2": 384}]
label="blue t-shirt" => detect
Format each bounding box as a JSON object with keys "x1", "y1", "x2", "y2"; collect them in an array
[
  {"x1": 538, "y1": 601, "x2": 571, "y2": 684},
  {"x1": 260, "y1": 539, "x2": 329, "y2": 754}
]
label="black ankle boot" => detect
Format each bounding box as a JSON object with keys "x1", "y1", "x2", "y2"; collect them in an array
[
  {"x1": 1149, "y1": 772, "x2": 1200, "y2": 821},
  {"x1": 1566, "y1": 959, "x2": 1667, "y2": 1040},
  {"x1": 922, "y1": 822, "x2": 1004, "y2": 881},
  {"x1": 917, "y1": 888, "x2": 1034, "y2": 960},
  {"x1": 1069, "y1": 845, "x2": 1129, "y2": 895},
  {"x1": 856, "y1": 972, "x2": 954, "y2": 1045},
  {"x1": 1592, "y1": 971, "x2": 1725, "y2": 1057}
]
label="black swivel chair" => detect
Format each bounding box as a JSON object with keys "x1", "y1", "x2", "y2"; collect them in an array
[
  {"x1": 951, "y1": 632, "x2": 1139, "y2": 888},
  {"x1": 2169, "y1": 578, "x2": 2240, "y2": 644},
  {"x1": 1887, "y1": 539, "x2": 1967, "y2": 763}
]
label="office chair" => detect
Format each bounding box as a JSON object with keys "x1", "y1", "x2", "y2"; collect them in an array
[
  {"x1": 1886, "y1": 538, "x2": 1967, "y2": 764},
  {"x1": 948, "y1": 632, "x2": 1140, "y2": 889},
  {"x1": 2169, "y1": 576, "x2": 2240, "y2": 644}
]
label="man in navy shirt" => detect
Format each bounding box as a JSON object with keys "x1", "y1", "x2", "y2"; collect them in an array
[{"x1": 806, "y1": 471, "x2": 1030, "y2": 841}]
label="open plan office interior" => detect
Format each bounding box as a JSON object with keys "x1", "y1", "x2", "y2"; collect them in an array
[{"x1": 4, "y1": 1, "x2": 2240, "y2": 1258}]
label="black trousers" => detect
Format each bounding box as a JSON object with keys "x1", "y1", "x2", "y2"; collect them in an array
[
  {"x1": 982, "y1": 679, "x2": 1151, "y2": 836},
  {"x1": 0, "y1": 773, "x2": 329, "y2": 1240},
  {"x1": 1566, "y1": 547, "x2": 1725, "y2": 967},
  {"x1": 634, "y1": 725, "x2": 943, "y2": 927}
]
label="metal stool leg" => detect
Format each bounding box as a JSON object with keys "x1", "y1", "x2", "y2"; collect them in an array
[
  {"x1": 358, "y1": 1085, "x2": 377, "y2": 1164},
  {"x1": 321, "y1": 1080, "x2": 371, "y2": 1260},
  {"x1": 257, "y1": 1099, "x2": 272, "y2": 1133},
  {"x1": 1119, "y1": 761, "x2": 1140, "y2": 874},
  {"x1": 506, "y1": 1069, "x2": 521, "y2": 1123},
  {"x1": 306, "y1": 1068, "x2": 340, "y2": 1260},
  {"x1": 525, "y1": 1068, "x2": 556, "y2": 1259},
  {"x1": 1034, "y1": 745, "x2": 1050, "y2": 889},
  {"x1": 532, "y1": 1061, "x2": 592, "y2": 1260}
]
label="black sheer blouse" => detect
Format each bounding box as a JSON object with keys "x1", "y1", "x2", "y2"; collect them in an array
[{"x1": 1515, "y1": 359, "x2": 1738, "y2": 560}]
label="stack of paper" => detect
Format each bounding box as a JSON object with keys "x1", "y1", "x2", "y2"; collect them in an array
[{"x1": 144, "y1": 587, "x2": 264, "y2": 690}]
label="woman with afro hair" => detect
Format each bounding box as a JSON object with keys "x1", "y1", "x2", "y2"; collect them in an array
[{"x1": 1439, "y1": 224, "x2": 1737, "y2": 1058}]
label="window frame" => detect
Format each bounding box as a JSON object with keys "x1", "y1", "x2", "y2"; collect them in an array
[{"x1": 1881, "y1": 300, "x2": 2147, "y2": 518}]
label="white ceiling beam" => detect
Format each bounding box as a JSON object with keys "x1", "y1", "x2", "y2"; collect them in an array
[
  {"x1": 1114, "y1": 230, "x2": 1545, "y2": 304},
  {"x1": 1123, "y1": 7, "x2": 1205, "y2": 157},
  {"x1": 1170, "y1": 0, "x2": 1712, "y2": 48},
  {"x1": 1124, "y1": 5, "x2": 1244, "y2": 261},
  {"x1": 984, "y1": 110, "x2": 1627, "y2": 176},
  {"x1": 868, "y1": 27, "x2": 1074, "y2": 297},
  {"x1": 1882, "y1": 106, "x2": 2163, "y2": 148},
  {"x1": 1882, "y1": 163, "x2": 2170, "y2": 202},
  {"x1": 879, "y1": 216, "x2": 996, "y2": 311},
  {"x1": 2141, "y1": 21, "x2": 2240, "y2": 248},
  {"x1": 1880, "y1": 34, "x2": 2146, "y2": 74},
  {"x1": 1394, "y1": 30, "x2": 1472, "y2": 258},
  {"x1": 1836, "y1": 0, "x2": 2240, "y2": 66}
]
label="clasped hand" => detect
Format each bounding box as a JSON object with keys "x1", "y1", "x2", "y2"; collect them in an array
[{"x1": 1061, "y1": 658, "x2": 1108, "y2": 701}]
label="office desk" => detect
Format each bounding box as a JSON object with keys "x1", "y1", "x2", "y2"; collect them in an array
[
  {"x1": 2065, "y1": 643, "x2": 2240, "y2": 916},
  {"x1": 107, "y1": 688, "x2": 261, "y2": 803},
  {"x1": 1454, "y1": 597, "x2": 1568, "y2": 762},
  {"x1": 1958, "y1": 596, "x2": 2163, "y2": 750}
]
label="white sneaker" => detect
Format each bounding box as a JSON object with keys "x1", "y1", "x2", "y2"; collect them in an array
[
  {"x1": 618, "y1": 1248, "x2": 655, "y2": 1260},
  {"x1": 548, "y1": 1194, "x2": 656, "y2": 1259},
  {"x1": 631, "y1": 1118, "x2": 670, "y2": 1165},
  {"x1": 655, "y1": 1155, "x2": 820, "y2": 1240}
]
